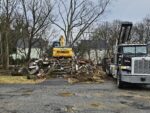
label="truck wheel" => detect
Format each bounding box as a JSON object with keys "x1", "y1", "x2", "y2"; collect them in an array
[{"x1": 117, "y1": 74, "x2": 124, "y2": 89}]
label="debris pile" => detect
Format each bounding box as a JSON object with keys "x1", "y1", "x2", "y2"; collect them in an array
[
  {"x1": 67, "y1": 59, "x2": 106, "y2": 84},
  {"x1": 11, "y1": 58, "x2": 106, "y2": 84},
  {"x1": 67, "y1": 69, "x2": 106, "y2": 84}
]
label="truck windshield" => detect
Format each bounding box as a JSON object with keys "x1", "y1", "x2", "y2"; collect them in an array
[
  {"x1": 123, "y1": 46, "x2": 147, "y2": 55},
  {"x1": 123, "y1": 47, "x2": 135, "y2": 54},
  {"x1": 136, "y1": 46, "x2": 147, "y2": 54}
]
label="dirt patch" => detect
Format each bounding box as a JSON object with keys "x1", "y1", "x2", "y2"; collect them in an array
[
  {"x1": 114, "y1": 92, "x2": 150, "y2": 101},
  {"x1": 133, "y1": 95, "x2": 150, "y2": 100},
  {"x1": 109, "y1": 103, "x2": 128, "y2": 109},
  {"x1": 89, "y1": 102, "x2": 107, "y2": 109},
  {"x1": 113, "y1": 92, "x2": 134, "y2": 97},
  {"x1": 20, "y1": 89, "x2": 33, "y2": 96},
  {"x1": 58, "y1": 92, "x2": 74, "y2": 97},
  {"x1": 92, "y1": 93, "x2": 104, "y2": 97}
]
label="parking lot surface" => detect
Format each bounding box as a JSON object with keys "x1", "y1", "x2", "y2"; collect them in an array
[{"x1": 0, "y1": 78, "x2": 150, "y2": 113}]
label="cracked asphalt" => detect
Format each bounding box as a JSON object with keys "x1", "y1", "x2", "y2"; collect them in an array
[{"x1": 0, "y1": 78, "x2": 150, "y2": 113}]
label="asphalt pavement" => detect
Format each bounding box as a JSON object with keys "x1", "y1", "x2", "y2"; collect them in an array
[{"x1": 0, "y1": 78, "x2": 150, "y2": 113}]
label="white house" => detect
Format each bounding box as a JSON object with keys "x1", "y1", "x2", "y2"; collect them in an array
[
  {"x1": 79, "y1": 40, "x2": 108, "y2": 64},
  {"x1": 11, "y1": 38, "x2": 48, "y2": 60}
]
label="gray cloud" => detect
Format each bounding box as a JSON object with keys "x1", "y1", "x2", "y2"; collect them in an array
[{"x1": 105, "y1": 0, "x2": 150, "y2": 22}]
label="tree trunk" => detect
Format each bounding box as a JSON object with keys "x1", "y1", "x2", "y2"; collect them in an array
[
  {"x1": 66, "y1": 31, "x2": 70, "y2": 46},
  {"x1": 2, "y1": 31, "x2": 9, "y2": 69},
  {"x1": 95, "y1": 49, "x2": 98, "y2": 65},
  {"x1": 87, "y1": 50, "x2": 91, "y2": 60},
  {"x1": 27, "y1": 44, "x2": 32, "y2": 61},
  {"x1": 26, "y1": 39, "x2": 32, "y2": 61}
]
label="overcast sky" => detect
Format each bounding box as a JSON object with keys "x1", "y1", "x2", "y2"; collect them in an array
[{"x1": 103, "y1": 0, "x2": 150, "y2": 23}]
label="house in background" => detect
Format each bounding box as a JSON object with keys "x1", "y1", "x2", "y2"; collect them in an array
[
  {"x1": 11, "y1": 38, "x2": 48, "y2": 60},
  {"x1": 78, "y1": 40, "x2": 108, "y2": 64}
]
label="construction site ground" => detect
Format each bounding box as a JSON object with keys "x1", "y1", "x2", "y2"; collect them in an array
[{"x1": 0, "y1": 77, "x2": 150, "y2": 113}]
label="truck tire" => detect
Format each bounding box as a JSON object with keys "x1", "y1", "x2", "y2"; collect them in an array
[{"x1": 117, "y1": 73, "x2": 124, "y2": 89}]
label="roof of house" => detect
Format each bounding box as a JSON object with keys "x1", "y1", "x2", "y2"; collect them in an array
[
  {"x1": 79, "y1": 39, "x2": 108, "y2": 49},
  {"x1": 17, "y1": 38, "x2": 48, "y2": 49}
]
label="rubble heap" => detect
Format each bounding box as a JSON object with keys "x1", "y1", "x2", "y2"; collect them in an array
[
  {"x1": 11, "y1": 58, "x2": 106, "y2": 84},
  {"x1": 67, "y1": 59, "x2": 106, "y2": 84}
]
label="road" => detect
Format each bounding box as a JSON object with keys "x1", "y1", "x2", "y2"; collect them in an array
[{"x1": 0, "y1": 78, "x2": 150, "y2": 113}]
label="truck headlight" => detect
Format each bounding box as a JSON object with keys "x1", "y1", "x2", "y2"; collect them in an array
[{"x1": 120, "y1": 66, "x2": 131, "y2": 70}]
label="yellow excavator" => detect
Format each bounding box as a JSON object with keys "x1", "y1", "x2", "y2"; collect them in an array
[
  {"x1": 52, "y1": 35, "x2": 74, "y2": 58},
  {"x1": 50, "y1": 35, "x2": 75, "y2": 74}
]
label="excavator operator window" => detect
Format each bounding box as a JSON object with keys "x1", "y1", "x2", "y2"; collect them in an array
[{"x1": 53, "y1": 41, "x2": 60, "y2": 47}]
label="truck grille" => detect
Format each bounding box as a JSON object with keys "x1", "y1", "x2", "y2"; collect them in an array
[{"x1": 133, "y1": 59, "x2": 150, "y2": 74}]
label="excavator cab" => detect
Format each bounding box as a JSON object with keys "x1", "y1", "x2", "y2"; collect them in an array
[
  {"x1": 52, "y1": 35, "x2": 65, "y2": 48},
  {"x1": 52, "y1": 41, "x2": 60, "y2": 47}
]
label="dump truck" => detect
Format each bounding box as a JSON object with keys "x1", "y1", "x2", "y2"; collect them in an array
[{"x1": 108, "y1": 22, "x2": 150, "y2": 88}]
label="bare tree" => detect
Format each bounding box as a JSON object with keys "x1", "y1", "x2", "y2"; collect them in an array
[
  {"x1": 51, "y1": 0, "x2": 110, "y2": 46},
  {"x1": 132, "y1": 23, "x2": 145, "y2": 43},
  {"x1": 0, "y1": 0, "x2": 18, "y2": 69},
  {"x1": 91, "y1": 20, "x2": 120, "y2": 57},
  {"x1": 19, "y1": 0, "x2": 53, "y2": 61},
  {"x1": 131, "y1": 16, "x2": 150, "y2": 43},
  {"x1": 143, "y1": 17, "x2": 150, "y2": 43}
]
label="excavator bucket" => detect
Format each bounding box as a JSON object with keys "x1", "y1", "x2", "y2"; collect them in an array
[{"x1": 118, "y1": 22, "x2": 133, "y2": 45}]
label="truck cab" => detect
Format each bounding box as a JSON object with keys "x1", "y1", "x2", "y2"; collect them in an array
[
  {"x1": 116, "y1": 44, "x2": 147, "y2": 67},
  {"x1": 109, "y1": 22, "x2": 150, "y2": 88}
]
